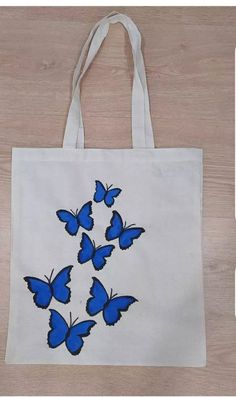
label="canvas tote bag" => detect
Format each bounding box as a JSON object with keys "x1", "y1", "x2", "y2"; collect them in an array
[{"x1": 6, "y1": 12, "x2": 206, "y2": 366}]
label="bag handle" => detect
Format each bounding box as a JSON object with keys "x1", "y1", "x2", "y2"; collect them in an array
[{"x1": 63, "y1": 12, "x2": 155, "y2": 149}]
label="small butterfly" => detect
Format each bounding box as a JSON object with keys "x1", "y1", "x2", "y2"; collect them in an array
[
  {"x1": 24, "y1": 266, "x2": 73, "y2": 309},
  {"x1": 47, "y1": 309, "x2": 96, "y2": 356},
  {"x1": 86, "y1": 277, "x2": 138, "y2": 326},
  {"x1": 78, "y1": 233, "x2": 115, "y2": 271},
  {"x1": 56, "y1": 201, "x2": 94, "y2": 236},
  {"x1": 105, "y1": 210, "x2": 145, "y2": 250},
  {"x1": 94, "y1": 180, "x2": 122, "y2": 207}
]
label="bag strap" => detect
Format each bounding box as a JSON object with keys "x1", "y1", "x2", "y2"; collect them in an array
[{"x1": 63, "y1": 12, "x2": 155, "y2": 149}]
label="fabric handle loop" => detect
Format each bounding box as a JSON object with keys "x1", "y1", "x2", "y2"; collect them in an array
[{"x1": 63, "y1": 12, "x2": 154, "y2": 149}]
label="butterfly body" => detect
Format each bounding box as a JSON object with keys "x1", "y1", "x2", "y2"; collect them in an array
[
  {"x1": 86, "y1": 277, "x2": 137, "y2": 326},
  {"x1": 48, "y1": 309, "x2": 96, "y2": 355},
  {"x1": 24, "y1": 266, "x2": 73, "y2": 309},
  {"x1": 56, "y1": 201, "x2": 94, "y2": 236},
  {"x1": 105, "y1": 210, "x2": 145, "y2": 250},
  {"x1": 94, "y1": 180, "x2": 121, "y2": 207},
  {"x1": 78, "y1": 233, "x2": 115, "y2": 271}
]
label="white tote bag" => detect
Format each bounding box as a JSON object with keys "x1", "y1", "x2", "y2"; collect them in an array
[{"x1": 6, "y1": 12, "x2": 206, "y2": 366}]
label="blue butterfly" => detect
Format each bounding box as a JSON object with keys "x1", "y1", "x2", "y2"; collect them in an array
[
  {"x1": 105, "y1": 210, "x2": 145, "y2": 250},
  {"x1": 47, "y1": 309, "x2": 96, "y2": 356},
  {"x1": 86, "y1": 277, "x2": 138, "y2": 326},
  {"x1": 56, "y1": 201, "x2": 94, "y2": 236},
  {"x1": 78, "y1": 232, "x2": 115, "y2": 271},
  {"x1": 94, "y1": 180, "x2": 122, "y2": 207},
  {"x1": 24, "y1": 266, "x2": 73, "y2": 309}
]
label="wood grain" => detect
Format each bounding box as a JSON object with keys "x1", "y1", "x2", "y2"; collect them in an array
[{"x1": 0, "y1": 6, "x2": 236, "y2": 396}]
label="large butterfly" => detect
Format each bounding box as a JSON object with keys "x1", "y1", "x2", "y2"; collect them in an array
[
  {"x1": 105, "y1": 210, "x2": 145, "y2": 250},
  {"x1": 24, "y1": 266, "x2": 73, "y2": 309},
  {"x1": 47, "y1": 309, "x2": 96, "y2": 356},
  {"x1": 78, "y1": 233, "x2": 115, "y2": 271},
  {"x1": 56, "y1": 201, "x2": 94, "y2": 236},
  {"x1": 86, "y1": 277, "x2": 138, "y2": 326},
  {"x1": 94, "y1": 180, "x2": 121, "y2": 207}
]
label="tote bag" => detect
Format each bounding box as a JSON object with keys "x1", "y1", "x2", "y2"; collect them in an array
[{"x1": 6, "y1": 12, "x2": 206, "y2": 366}]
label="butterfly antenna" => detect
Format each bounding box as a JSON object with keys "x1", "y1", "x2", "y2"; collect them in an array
[
  {"x1": 69, "y1": 312, "x2": 72, "y2": 327},
  {"x1": 110, "y1": 289, "x2": 118, "y2": 299},
  {"x1": 49, "y1": 268, "x2": 54, "y2": 282},
  {"x1": 108, "y1": 184, "x2": 113, "y2": 190},
  {"x1": 126, "y1": 223, "x2": 136, "y2": 229},
  {"x1": 93, "y1": 240, "x2": 96, "y2": 249},
  {"x1": 71, "y1": 316, "x2": 79, "y2": 327},
  {"x1": 44, "y1": 269, "x2": 54, "y2": 283}
]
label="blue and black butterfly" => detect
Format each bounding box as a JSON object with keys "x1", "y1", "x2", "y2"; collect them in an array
[
  {"x1": 47, "y1": 309, "x2": 96, "y2": 356},
  {"x1": 105, "y1": 210, "x2": 145, "y2": 250},
  {"x1": 86, "y1": 277, "x2": 138, "y2": 326},
  {"x1": 94, "y1": 180, "x2": 122, "y2": 207},
  {"x1": 24, "y1": 266, "x2": 73, "y2": 309},
  {"x1": 56, "y1": 201, "x2": 94, "y2": 236},
  {"x1": 78, "y1": 232, "x2": 115, "y2": 271}
]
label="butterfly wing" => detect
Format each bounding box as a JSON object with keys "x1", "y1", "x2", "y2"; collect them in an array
[
  {"x1": 86, "y1": 277, "x2": 109, "y2": 316},
  {"x1": 92, "y1": 245, "x2": 115, "y2": 271},
  {"x1": 103, "y1": 296, "x2": 138, "y2": 326},
  {"x1": 24, "y1": 277, "x2": 52, "y2": 309},
  {"x1": 105, "y1": 210, "x2": 123, "y2": 241},
  {"x1": 77, "y1": 233, "x2": 94, "y2": 264},
  {"x1": 93, "y1": 180, "x2": 106, "y2": 203},
  {"x1": 104, "y1": 188, "x2": 122, "y2": 207},
  {"x1": 119, "y1": 227, "x2": 145, "y2": 250},
  {"x1": 77, "y1": 201, "x2": 94, "y2": 231},
  {"x1": 51, "y1": 265, "x2": 73, "y2": 304},
  {"x1": 56, "y1": 210, "x2": 79, "y2": 236},
  {"x1": 47, "y1": 309, "x2": 69, "y2": 348},
  {"x1": 65, "y1": 320, "x2": 96, "y2": 355}
]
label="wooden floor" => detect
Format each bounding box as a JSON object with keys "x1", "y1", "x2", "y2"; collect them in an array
[{"x1": 0, "y1": 6, "x2": 236, "y2": 396}]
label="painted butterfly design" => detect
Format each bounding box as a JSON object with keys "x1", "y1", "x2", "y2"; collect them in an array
[
  {"x1": 78, "y1": 232, "x2": 115, "y2": 271},
  {"x1": 47, "y1": 309, "x2": 96, "y2": 356},
  {"x1": 94, "y1": 180, "x2": 122, "y2": 207},
  {"x1": 86, "y1": 277, "x2": 138, "y2": 326},
  {"x1": 105, "y1": 210, "x2": 145, "y2": 250},
  {"x1": 24, "y1": 266, "x2": 73, "y2": 309},
  {"x1": 56, "y1": 201, "x2": 94, "y2": 236}
]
